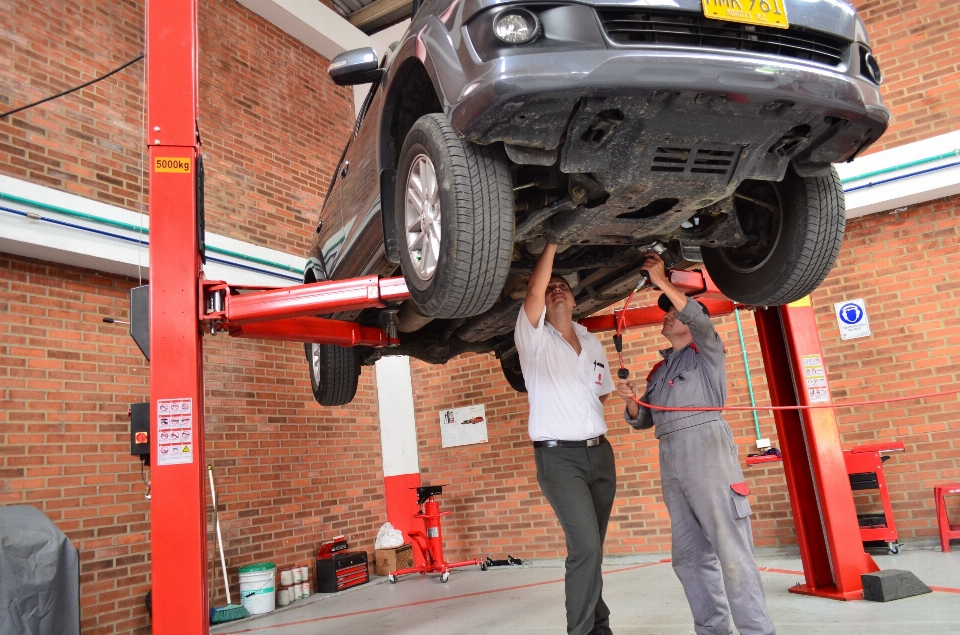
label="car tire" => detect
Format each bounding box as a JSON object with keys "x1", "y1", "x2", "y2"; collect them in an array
[
  {"x1": 304, "y1": 343, "x2": 360, "y2": 406},
  {"x1": 500, "y1": 354, "x2": 527, "y2": 393},
  {"x1": 701, "y1": 166, "x2": 845, "y2": 306},
  {"x1": 395, "y1": 113, "x2": 514, "y2": 319}
]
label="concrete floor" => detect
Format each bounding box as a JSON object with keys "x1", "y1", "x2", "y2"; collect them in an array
[{"x1": 212, "y1": 546, "x2": 960, "y2": 635}]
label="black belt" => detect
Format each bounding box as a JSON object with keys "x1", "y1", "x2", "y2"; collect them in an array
[{"x1": 533, "y1": 435, "x2": 605, "y2": 449}]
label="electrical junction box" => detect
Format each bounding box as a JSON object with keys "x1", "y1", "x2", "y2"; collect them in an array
[{"x1": 130, "y1": 403, "x2": 150, "y2": 458}]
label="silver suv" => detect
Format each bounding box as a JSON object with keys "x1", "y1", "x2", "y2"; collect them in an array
[{"x1": 304, "y1": 0, "x2": 889, "y2": 405}]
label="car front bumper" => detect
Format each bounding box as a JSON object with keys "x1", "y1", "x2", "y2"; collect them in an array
[{"x1": 448, "y1": 45, "x2": 889, "y2": 171}]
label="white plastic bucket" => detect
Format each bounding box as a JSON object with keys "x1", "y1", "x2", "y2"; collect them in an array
[{"x1": 238, "y1": 562, "x2": 276, "y2": 615}]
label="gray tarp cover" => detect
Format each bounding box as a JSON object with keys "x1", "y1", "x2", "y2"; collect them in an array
[{"x1": 0, "y1": 505, "x2": 79, "y2": 635}]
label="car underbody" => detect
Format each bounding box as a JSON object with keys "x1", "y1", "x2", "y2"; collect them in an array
[{"x1": 348, "y1": 82, "x2": 875, "y2": 368}]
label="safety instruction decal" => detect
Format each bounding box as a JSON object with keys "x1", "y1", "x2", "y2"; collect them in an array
[
  {"x1": 835, "y1": 299, "x2": 871, "y2": 340},
  {"x1": 157, "y1": 398, "x2": 194, "y2": 465},
  {"x1": 800, "y1": 355, "x2": 830, "y2": 403}
]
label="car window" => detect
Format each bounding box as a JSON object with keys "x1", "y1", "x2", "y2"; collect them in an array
[{"x1": 354, "y1": 80, "x2": 379, "y2": 134}]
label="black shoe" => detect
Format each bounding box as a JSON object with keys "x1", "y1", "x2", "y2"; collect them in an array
[{"x1": 588, "y1": 627, "x2": 613, "y2": 635}]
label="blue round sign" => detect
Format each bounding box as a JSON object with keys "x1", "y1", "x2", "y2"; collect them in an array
[{"x1": 838, "y1": 303, "x2": 864, "y2": 325}]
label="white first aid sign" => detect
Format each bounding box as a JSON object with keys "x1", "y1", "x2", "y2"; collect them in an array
[{"x1": 835, "y1": 299, "x2": 871, "y2": 340}]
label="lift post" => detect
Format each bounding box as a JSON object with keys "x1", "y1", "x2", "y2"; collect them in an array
[
  {"x1": 755, "y1": 300, "x2": 879, "y2": 599},
  {"x1": 144, "y1": 2, "x2": 409, "y2": 632}
]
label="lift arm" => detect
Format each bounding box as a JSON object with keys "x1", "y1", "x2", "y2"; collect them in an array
[
  {"x1": 580, "y1": 269, "x2": 736, "y2": 332},
  {"x1": 200, "y1": 276, "x2": 410, "y2": 346}
]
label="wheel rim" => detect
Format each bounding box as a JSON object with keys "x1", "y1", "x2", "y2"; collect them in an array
[
  {"x1": 310, "y1": 344, "x2": 321, "y2": 389},
  {"x1": 717, "y1": 182, "x2": 783, "y2": 274},
  {"x1": 404, "y1": 154, "x2": 442, "y2": 281}
]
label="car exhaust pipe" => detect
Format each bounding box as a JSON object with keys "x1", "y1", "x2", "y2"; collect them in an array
[{"x1": 396, "y1": 301, "x2": 435, "y2": 333}]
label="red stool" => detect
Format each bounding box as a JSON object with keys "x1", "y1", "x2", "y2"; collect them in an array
[{"x1": 934, "y1": 483, "x2": 960, "y2": 552}]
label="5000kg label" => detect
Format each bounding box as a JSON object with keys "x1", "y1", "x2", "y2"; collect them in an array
[{"x1": 154, "y1": 157, "x2": 191, "y2": 173}]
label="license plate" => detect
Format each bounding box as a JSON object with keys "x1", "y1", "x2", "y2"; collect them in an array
[{"x1": 702, "y1": 0, "x2": 789, "y2": 29}]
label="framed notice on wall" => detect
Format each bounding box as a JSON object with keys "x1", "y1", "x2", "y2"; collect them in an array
[{"x1": 439, "y1": 404, "x2": 488, "y2": 448}]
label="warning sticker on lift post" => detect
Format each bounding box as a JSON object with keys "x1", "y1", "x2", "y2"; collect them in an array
[
  {"x1": 156, "y1": 398, "x2": 194, "y2": 465},
  {"x1": 154, "y1": 157, "x2": 192, "y2": 173},
  {"x1": 800, "y1": 355, "x2": 830, "y2": 403}
]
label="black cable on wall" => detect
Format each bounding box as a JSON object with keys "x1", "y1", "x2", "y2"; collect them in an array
[{"x1": 0, "y1": 54, "x2": 144, "y2": 120}]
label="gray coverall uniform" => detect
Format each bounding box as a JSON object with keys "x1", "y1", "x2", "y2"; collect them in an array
[{"x1": 626, "y1": 300, "x2": 775, "y2": 635}]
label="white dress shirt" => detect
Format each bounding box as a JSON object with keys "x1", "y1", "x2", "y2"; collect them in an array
[{"x1": 515, "y1": 307, "x2": 615, "y2": 442}]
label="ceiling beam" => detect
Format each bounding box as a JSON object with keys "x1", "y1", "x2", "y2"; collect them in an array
[{"x1": 348, "y1": 0, "x2": 412, "y2": 33}]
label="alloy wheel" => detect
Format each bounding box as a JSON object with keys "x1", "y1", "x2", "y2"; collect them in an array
[
  {"x1": 310, "y1": 344, "x2": 321, "y2": 389},
  {"x1": 404, "y1": 154, "x2": 442, "y2": 281}
]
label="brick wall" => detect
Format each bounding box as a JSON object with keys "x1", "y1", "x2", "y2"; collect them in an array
[
  {"x1": 0, "y1": 0, "x2": 146, "y2": 208},
  {"x1": 0, "y1": 0, "x2": 354, "y2": 255},
  {"x1": 852, "y1": 0, "x2": 960, "y2": 150}
]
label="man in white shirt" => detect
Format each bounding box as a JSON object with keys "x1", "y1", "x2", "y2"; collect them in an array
[{"x1": 515, "y1": 241, "x2": 616, "y2": 635}]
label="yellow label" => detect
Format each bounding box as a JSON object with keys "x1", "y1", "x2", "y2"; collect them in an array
[
  {"x1": 154, "y1": 157, "x2": 192, "y2": 173},
  {"x1": 702, "y1": 0, "x2": 789, "y2": 29},
  {"x1": 788, "y1": 296, "x2": 812, "y2": 308}
]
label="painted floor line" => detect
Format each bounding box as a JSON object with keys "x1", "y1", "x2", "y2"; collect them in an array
[
  {"x1": 219, "y1": 561, "x2": 669, "y2": 634},
  {"x1": 220, "y1": 560, "x2": 960, "y2": 634}
]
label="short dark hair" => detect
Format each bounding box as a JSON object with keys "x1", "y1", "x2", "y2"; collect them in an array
[{"x1": 658, "y1": 293, "x2": 710, "y2": 317}]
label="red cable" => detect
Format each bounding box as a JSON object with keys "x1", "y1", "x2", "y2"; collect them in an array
[
  {"x1": 615, "y1": 289, "x2": 637, "y2": 370},
  {"x1": 631, "y1": 387, "x2": 960, "y2": 412}
]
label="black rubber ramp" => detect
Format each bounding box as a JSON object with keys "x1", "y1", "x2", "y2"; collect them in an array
[{"x1": 861, "y1": 570, "x2": 932, "y2": 602}]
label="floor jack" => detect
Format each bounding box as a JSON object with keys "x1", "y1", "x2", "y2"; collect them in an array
[{"x1": 388, "y1": 485, "x2": 487, "y2": 583}]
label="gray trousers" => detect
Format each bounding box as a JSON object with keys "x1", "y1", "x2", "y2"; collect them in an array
[
  {"x1": 536, "y1": 440, "x2": 617, "y2": 635},
  {"x1": 660, "y1": 420, "x2": 775, "y2": 635}
]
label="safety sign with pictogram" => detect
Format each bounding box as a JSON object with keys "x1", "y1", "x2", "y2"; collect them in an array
[
  {"x1": 834, "y1": 299, "x2": 871, "y2": 340},
  {"x1": 156, "y1": 398, "x2": 194, "y2": 465}
]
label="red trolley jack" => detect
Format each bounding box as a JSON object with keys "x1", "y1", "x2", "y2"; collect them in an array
[{"x1": 388, "y1": 485, "x2": 487, "y2": 583}]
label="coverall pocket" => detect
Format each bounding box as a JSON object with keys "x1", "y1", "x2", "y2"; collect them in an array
[
  {"x1": 664, "y1": 366, "x2": 704, "y2": 408},
  {"x1": 730, "y1": 482, "x2": 752, "y2": 519}
]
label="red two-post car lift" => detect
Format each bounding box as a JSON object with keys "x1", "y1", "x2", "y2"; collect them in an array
[{"x1": 145, "y1": 1, "x2": 879, "y2": 632}]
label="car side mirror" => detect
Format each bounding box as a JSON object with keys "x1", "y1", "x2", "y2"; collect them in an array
[{"x1": 328, "y1": 47, "x2": 384, "y2": 86}]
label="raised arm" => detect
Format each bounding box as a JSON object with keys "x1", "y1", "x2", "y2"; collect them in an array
[
  {"x1": 645, "y1": 253, "x2": 723, "y2": 363},
  {"x1": 523, "y1": 242, "x2": 558, "y2": 327}
]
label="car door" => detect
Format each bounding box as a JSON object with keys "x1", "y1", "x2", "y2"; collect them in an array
[
  {"x1": 309, "y1": 146, "x2": 347, "y2": 282},
  {"x1": 329, "y1": 81, "x2": 388, "y2": 279}
]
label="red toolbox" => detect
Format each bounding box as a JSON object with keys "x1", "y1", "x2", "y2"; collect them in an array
[
  {"x1": 316, "y1": 550, "x2": 369, "y2": 593},
  {"x1": 843, "y1": 442, "x2": 905, "y2": 554}
]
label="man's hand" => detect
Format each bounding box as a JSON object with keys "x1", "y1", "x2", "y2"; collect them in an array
[
  {"x1": 642, "y1": 252, "x2": 669, "y2": 287},
  {"x1": 618, "y1": 379, "x2": 640, "y2": 419},
  {"x1": 644, "y1": 252, "x2": 687, "y2": 314}
]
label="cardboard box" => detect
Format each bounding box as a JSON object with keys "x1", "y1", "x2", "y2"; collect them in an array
[{"x1": 374, "y1": 544, "x2": 413, "y2": 576}]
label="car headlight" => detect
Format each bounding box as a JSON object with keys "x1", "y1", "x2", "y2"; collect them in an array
[{"x1": 493, "y1": 9, "x2": 540, "y2": 45}]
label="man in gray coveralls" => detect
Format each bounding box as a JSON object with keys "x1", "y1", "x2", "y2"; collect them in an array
[
  {"x1": 617, "y1": 253, "x2": 776, "y2": 635},
  {"x1": 516, "y1": 240, "x2": 617, "y2": 635}
]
